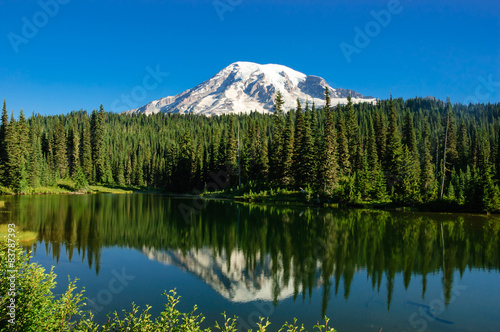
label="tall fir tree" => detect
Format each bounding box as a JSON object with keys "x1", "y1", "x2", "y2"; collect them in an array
[
  {"x1": 336, "y1": 105, "x2": 350, "y2": 175},
  {"x1": 69, "y1": 121, "x2": 80, "y2": 177},
  {"x1": 345, "y1": 94, "x2": 359, "y2": 166},
  {"x1": 420, "y1": 121, "x2": 437, "y2": 201},
  {"x1": 28, "y1": 113, "x2": 43, "y2": 188},
  {"x1": 282, "y1": 109, "x2": 295, "y2": 186},
  {"x1": 270, "y1": 91, "x2": 285, "y2": 185},
  {"x1": 385, "y1": 95, "x2": 403, "y2": 175},
  {"x1": 53, "y1": 117, "x2": 68, "y2": 179},
  {"x1": 374, "y1": 108, "x2": 387, "y2": 164},
  {"x1": 318, "y1": 89, "x2": 338, "y2": 194},
  {"x1": 80, "y1": 112, "x2": 92, "y2": 182},
  {"x1": 0, "y1": 100, "x2": 8, "y2": 185},
  {"x1": 91, "y1": 105, "x2": 106, "y2": 183}
]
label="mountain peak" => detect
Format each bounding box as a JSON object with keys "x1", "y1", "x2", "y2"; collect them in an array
[{"x1": 126, "y1": 62, "x2": 376, "y2": 116}]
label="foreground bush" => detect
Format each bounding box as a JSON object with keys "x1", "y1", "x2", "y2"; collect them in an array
[{"x1": 1, "y1": 240, "x2": 336, "y2": 331}]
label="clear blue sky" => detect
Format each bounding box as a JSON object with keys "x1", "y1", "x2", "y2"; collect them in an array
[{"x1": 1, "y1": 0, "x2": 499, "y2": 116}]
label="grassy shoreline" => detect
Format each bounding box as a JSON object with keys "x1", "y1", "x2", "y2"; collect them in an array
[
  {"x1": 1, "y1": 180, "x2": 496, "y2": 214},
  {"x1": 0, "y1": 179, "x2": 161, "y2": 196}
]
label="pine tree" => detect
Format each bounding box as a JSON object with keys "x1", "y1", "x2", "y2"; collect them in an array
[
  {"x1": 5, "y1": 112, "x2": 20, "y2": 189},
  {"x1": 300, "y1": 104, "x2": 316, "y2": 187},
  {"x1": 319, "y1": 89, "x2": 338, "y2": 194},
  {"x1": 258, "y1": 128, "x2": 269, "y2": 181},
  {"x1": 69, "y1": 122, "x2": 80, "y2": 177},
  {"x1": 293, "y1": 99, "x2": 304, "y2": 185},
  {"x1": 346, "y1": 94, "x2": 359, "y2": 165},
  {"x1": 444, "y1": 99, "x2": 458, "y2": 171},
  {"x1": 399, "y1": 145, "x2": 421, "y2": 204},
  {"x1": 80, "y1": 113, "x2": 92, "y2": 182},
  {"x1": 385, "y1": 96, "x2": 403, "y2": 175},
  {"x1": 374, "y1": 108, "x2": 386, "y2": 165},
  {"x1": 457, "y1": 121, "x2": 469, "y2": 172},
  {"x1": 225, "y1": 116, "x2": 238, "y2": 185},
  {"x1": 270, "y1": 91, "x2": 285, "y2": 185},
  {"x1": 402, "y1": 111, "x2": 418, "y2": 158},
  {"x1": 53, "y1": 118, "x2": 68, "y2": 179},
  {"x1": 420, "y1": 121, "x2": 437, "y2": 201},
  {"x1": 282, "y1": 109, "x2": 295, "y2": 186},
  {"x1": 176, "y1": 131, "x2": 194, "y2": 191},
  {"x1": 336, "y1": 105, "x2": 350, "y2": 175},
  {"x1": 91, "y1": 105, "x2": 106, "y2": 183},
  {"x1": 28, "y1": 113, "x2": 43, "y2": 188},
  {"x1": 0, "y1": 100, "x2": 8, "y2": 185}
]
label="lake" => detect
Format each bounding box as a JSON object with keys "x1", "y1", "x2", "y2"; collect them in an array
[{"x1": 1, "y1": 194, "x2": 499, "y2": 331}]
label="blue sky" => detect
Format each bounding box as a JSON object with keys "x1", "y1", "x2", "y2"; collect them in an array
[{"x1": 1, "y1": 0, "x2": 499, "y2": 116}]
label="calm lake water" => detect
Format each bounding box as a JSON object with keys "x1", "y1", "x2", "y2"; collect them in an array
[{"x1": 1, "y1": 194, "x2": 499, "y2": 331}]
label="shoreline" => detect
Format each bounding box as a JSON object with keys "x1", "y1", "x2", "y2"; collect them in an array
[{"x1": 1, "y1": 185, "x2": 497, "y2": 215}]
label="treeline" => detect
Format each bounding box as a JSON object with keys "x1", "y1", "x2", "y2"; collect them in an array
[{"x1": 0, "y1": 94, "x2": 500, "y2": 211}]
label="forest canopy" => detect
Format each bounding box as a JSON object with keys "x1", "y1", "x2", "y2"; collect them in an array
[{"x1": 0, "y1": 93, "x2": 499, "y2": 212}]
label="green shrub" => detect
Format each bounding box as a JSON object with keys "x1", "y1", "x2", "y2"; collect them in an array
[{"x1": 0, "y1": 241, "x2": 85, "y2": 331}]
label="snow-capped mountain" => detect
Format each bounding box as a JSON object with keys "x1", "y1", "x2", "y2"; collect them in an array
[
  {"x1": 125, "y1": 62, "x2": 376, "y2": 116},
  {"x1": 142, "y1": 246, "x2": 324, "y2": 303}
]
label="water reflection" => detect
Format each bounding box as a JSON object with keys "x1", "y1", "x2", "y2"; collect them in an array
[{"x1": 1, "y1": 194, "x2": 499, "y2": 317}]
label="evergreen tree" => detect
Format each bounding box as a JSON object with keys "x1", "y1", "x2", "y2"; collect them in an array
[
  {"x1": 80, "y1": 113, "x2": 92, "y2": 182},
  {"x1": 457, "y1": 121, "x2": 469, "y2": 172},
  {"x1": 420, "y1": 121, "x2": 437, "y2": 201},
  {"x1": 318, "y1": 89, "x2": 338, "y2": 194},
  {"x1": 5, "y1": 113, "x2": 20, "y2": 190},
  {"x1": 385, "y1": 96, "x2": 403, "y2": 175},
  {"x1": 270, "y1": 91, "x2": 285, "y2": 185},
  {"x1": 282, "y1": 109, "x2": 295, "y2": 186},
  {"x1": 91, "y1": 105, "x2": 106, "y2": 183},
  {"x1": 402, "y1": 111, "x2": 418, "y2": 158},
  {"x1": 346, "y1": 94, "x2": 359, "y2": 165},
  {"x1": 300, "y1": 104, "x2": 316, "y2": 187},
  {"x1": 176, "y1": 131, "x2": 194, "y2": 191},
  {"x1": 444, "y1": 99, "x2": 458, "y2": 170},
  {"x1": 28, "y1": 113, "x2": 43, "y2": 188},
  {"x1": 53, "y1": 118, "x2": 68, "y2": 179},
  {"x1": 69, "y1": 122, "x2": 80, "y2": 177},
  {"x1": 258, "y1": 128, "x2": 269, "y2": 181},
  {"x1": 0, "y1": 100, "x2": 8, "y2": 184},
  {"x1": 374, "y1": 108, "x2": 386, "y2": 164},
  {"x1": 336, "y1": 105, "x2": 350, "y2": 175}
]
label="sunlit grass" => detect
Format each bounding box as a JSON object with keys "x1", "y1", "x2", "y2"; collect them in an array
[
  {"x1": 0, "y1": 224, "x2": 38, "y2": 244},
  {"x1": 88, "y1": 185, "x2": 133, "y2": 194}
]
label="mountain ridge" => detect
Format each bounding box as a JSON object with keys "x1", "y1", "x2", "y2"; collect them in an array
[{"x1": 125, "y1": 61, "x2": 377, "y2": 116}]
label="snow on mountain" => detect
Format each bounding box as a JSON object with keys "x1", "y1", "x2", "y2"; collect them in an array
[
  {"x1": 125, "y1": 61, "x2": 376, "y2": 116},
  {"x1": 142, "y1": 246, "x2": 324, "y2": 303}
]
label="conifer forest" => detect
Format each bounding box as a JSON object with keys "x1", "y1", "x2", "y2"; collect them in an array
[{"x1": 1, "y1": 91, "x2": 499, "y2": 213}]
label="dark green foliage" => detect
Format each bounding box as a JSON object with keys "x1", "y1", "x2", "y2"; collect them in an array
[
  {"x1": 336, "y1": 105, "x2": 350, "y2": 175},
  {"x1": 0, "y1": 95, "x2": 499, "y2": 212},
  {"x1": 0, "y1": 100, "x2": 8, "y2": 184},
  {"x1": 80, "y1": 113, "x2": 92, "y2": 182},
  {"x1": 318, "y1": 89, "x2": 338, "y2": 194}
]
